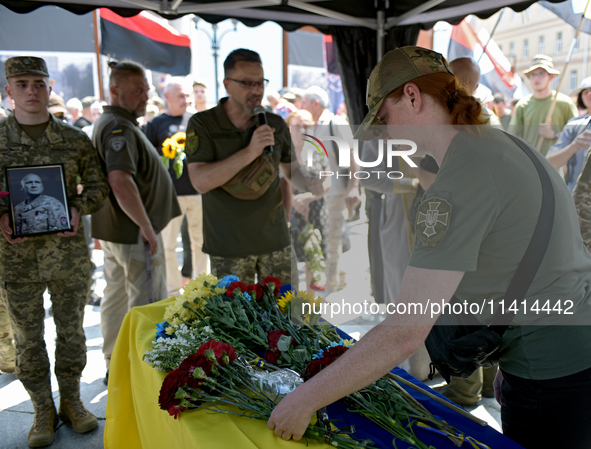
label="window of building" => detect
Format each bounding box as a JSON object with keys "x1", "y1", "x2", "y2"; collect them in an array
[
  {"x1": 524, "y1": 8, "x2": 530, "y2": 19},
  {"x1": 509, "y1": 42, "x2": 515, "y2": 62},
  {"x1": 571, "y1": 70, "x2": 578, "y2": 91},
  {"x1": 556, "y1": 32, "x2": 563, "y2": 53},
  {"x1": 523, "y1": 39, "x2": 529, "y2": 59},
  {"x1": 553, "y1": 75, "x2": 561, "y2": 90},
  {"x1": 538, "y1": 36, "x2": 544, "y2": 55},
  {"x1": 574, "y1": 36, "x2": 580, "y2": 51},
  {"x1": 540, "y1": 5, "x2": 546, "y2": 13},
  {"x1": 499, "y1": 44, "x2": 503, "y2": 53}
]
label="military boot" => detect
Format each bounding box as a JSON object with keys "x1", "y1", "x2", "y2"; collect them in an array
[
  {"x1": 58, "y1": 399, "x2": 98, "y2": 433},
  {"x1": 28, "y1": 403, "x2": 58, "y2": 448}
]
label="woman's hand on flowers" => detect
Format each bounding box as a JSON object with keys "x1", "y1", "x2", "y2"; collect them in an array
[{"x1": 268, "y1": 388, "x2": 313, "y2": 441}]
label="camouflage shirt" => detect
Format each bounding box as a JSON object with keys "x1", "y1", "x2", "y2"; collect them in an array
[
  {"x1": 14, "y1": 194, "x2": 68, "y2": 234},
  {"x1": 0, "y1": 113, "x2": 110, "y2": 282},
  {"x1": 573, "y1": 149, "x2": 591, "y2": 248}
]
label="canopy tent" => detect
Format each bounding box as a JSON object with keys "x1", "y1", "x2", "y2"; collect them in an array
[{"x1": 0, "y1": 0, "x2": 568, "y2": 125}]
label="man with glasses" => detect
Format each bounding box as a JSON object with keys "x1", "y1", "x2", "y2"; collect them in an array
[
  {"x1": 185, "y1": 49, "x2": 295, "y2": 284},
  {"x1": 509, "y1": 54, "x2": 576, "y2": 156}
]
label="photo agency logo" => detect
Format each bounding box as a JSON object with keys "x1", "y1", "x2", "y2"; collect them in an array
[{"x1": 301, "y1": 133, "x2": 418, "y2": 180}]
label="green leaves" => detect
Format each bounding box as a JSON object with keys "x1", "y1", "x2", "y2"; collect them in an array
[
  {"x1": 291, "y1": 348, "x2": 311, "y2": 365},
  {"x1": 277, "y1": 335, "x2": 292, "y2": 352}
]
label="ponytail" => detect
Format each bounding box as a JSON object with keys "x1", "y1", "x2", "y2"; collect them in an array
[{"x1": 386, "y1": 73, "x2": 488, "y2": 126}]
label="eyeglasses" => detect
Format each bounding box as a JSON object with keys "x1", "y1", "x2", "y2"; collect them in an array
[
  {"x1": 291, "y1": 124, "x2": 310, "y2": 131},
  {"x1": 529, "y1": 71, "x2": 549, "y2": 78},
  {"x1": 227, "y1": 78, "x2": 269, "y2": 89}
]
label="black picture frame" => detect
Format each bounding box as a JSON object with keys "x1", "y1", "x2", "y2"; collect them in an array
[{"x1": 4, "y1": 164, "x2": 72, "y2": 237}]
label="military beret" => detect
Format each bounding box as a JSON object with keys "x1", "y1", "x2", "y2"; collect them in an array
[{"x1": 5, "y1": 56, "x2": 49, "y2": 78}]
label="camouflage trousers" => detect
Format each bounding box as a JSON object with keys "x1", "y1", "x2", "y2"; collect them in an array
[
  {"x1": 0, "y1": 272, "x2": 91, "y2": 407},
  {"x1": 210, "y1": 245, "x2": 292, "y2": 286},
  {"x1": 0, "y1": 302, "x2": 15, "y2": 367}
]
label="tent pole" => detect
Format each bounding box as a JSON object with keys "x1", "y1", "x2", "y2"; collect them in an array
[
  {"x1": 93, "y1": 10, "x2": 104, "y2": 101},
  {"x1": 377, "y1": 9, "x2": 385, "y2": 60},
  {"x1": 477, "y1": 8, "x2": 504, "y2": 63}
]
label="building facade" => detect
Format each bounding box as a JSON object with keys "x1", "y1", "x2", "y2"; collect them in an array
[{"x1": 475, "y1": 4, "x2": 591, "y2": 98}]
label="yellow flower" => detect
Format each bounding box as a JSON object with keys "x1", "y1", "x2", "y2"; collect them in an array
[
  {"x1": 162, "y1": 137, "x2": 177, "y2": 159},
  {"x1": 165, "y1": 326, "x2": 175, "y2": 335},
  {"x1": 170, "y1": 132, "x2": 186, "y2": 148},
  {"x1": 278, "y1": 290, "x2": 322, "y2": 315},
  {"x1": 342, "y1": 339, "x2": 355, "y2": 347},
  {"x1": 184, "y1": 273, "x2": 220, "y2": 292}
]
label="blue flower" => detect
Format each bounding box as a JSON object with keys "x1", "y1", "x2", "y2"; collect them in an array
[
  {"x1": 156, "y1": 321, "x2": 172, "y2": 339},
  {"x1": 217, "y1": 275, "x2": 240, "y2": 289},
  {"x1": 243, "y1": 292, "x2": 253, "y2": 301},
  {"x1": 330, "y1": 339, "x2": 344, "y2": 348},
  {"x1": 312, "y1": 352, "x2": 324, "y2": 360},
  {"x1": 279, "y1": 284, "x2": 292, "y2": 296}
]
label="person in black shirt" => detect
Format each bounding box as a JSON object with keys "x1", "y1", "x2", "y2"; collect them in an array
[{"x1": 144, "y1": 78, "x2": 209, "y2": 295}]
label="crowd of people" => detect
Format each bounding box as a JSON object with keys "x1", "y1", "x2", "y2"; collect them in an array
[{"x1": 1, "y1": 44, "x2": 591, "y2": 449}]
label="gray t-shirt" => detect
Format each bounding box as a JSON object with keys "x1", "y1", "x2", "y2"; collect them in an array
[{"x1": 409, "y1": 127, "x2": 591, "y2": 380}]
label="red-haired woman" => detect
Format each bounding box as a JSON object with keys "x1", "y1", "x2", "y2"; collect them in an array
[{"x1": 268, "y1": 46, "x2": 591, "y2": 449}]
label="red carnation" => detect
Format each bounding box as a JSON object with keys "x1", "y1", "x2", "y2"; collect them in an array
[
  {"x1": 322, "y1": 345, "x2": 349, "y2": 363},
  {"x1": 267, "y1": 329, "x2": 294, "y2": 350},
  {"x1": 262, "y1": 276, "x2": 282, "y2": 295},
  {"x1": 302, "y1": 346, "x2": 349, "y2": 381},
  {"x1": 158, "y1": 368, "x2": 184, "y2": 415},
  {"x1": 263, "y1": 350, "x2": 281, "y2": 364},
  {"x1": 246, "y1": 283, "x2": 263, "y2": 301},
  {"x1": 196, "y1": 340, "x2": 237, "y2": 365},
  {"x1": 177, "y1": 354, "x2": 212, "y2": 388},
  {"x1": 302, "y1": 359, "x2": 325, "y2": 381},
  {"x1": 226, "y1": 281, "x2": 248, "y2": 299}
]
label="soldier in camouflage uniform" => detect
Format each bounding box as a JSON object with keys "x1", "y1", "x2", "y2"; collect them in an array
[
  {"x1": 573, "y1": 151, "x2": 591, "y2": 248},
  {"x1": 0, "y1": 302, "x2": 15, "y2": 373},
  {"x1": 14, "y1": 173, "x2": 69, "y2": 234},
  {"x1": 0, "y1": 56, "x2": 109, "y2": 448}
]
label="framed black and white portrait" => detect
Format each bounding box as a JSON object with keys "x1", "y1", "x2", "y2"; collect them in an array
[{"x1": 4, "y1": 164, "x2": 72, "y2": 237}]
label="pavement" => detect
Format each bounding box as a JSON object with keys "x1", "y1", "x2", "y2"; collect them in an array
[{"x1": 0, "y1": 212, "x2": 502, "y2": 448}]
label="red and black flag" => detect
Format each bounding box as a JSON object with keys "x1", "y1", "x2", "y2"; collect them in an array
[
  {"x1": 448, "y1": 19, "x2": 516, "y2": 99},
  {"x1": 99, "y1": 8, "x2": 191, "y2": 76}
]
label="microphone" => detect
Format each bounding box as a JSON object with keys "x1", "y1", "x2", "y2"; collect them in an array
[{"x1": 254, "y1": 105, "x2": 273, "y2": 155}]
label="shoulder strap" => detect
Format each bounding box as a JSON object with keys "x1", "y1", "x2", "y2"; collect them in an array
[{"x1": 490, "y1": 133, "x2": 555, "y2": 336}]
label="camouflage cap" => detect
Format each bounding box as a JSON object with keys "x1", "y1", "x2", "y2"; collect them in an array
[
  {"x1": 5, "y1": 56, "x2": 49, "y2": 78},
  {"x1": 354, "y1": 46, "x2": 454, "y2": 141}
]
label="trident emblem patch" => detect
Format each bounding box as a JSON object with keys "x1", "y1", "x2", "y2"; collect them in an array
[{"x1": 416, "y1": 197, "x2": 452, "y2": 246}]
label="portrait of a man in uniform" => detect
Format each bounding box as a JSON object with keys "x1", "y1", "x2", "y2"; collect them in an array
[{"x1": 5, "y1": 166, "x2": 71, "y2": 236}]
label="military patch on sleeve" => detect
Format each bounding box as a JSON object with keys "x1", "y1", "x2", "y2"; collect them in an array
[
  {"x1": 109, "y1": 135, "x2": 126, "y2": 152},
  {"x1": 416, "y1": 197, "x2": 452, "y2": 246},
  {"x1": 185, "y1": 135, "x2": 199, "y2": 155}
]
